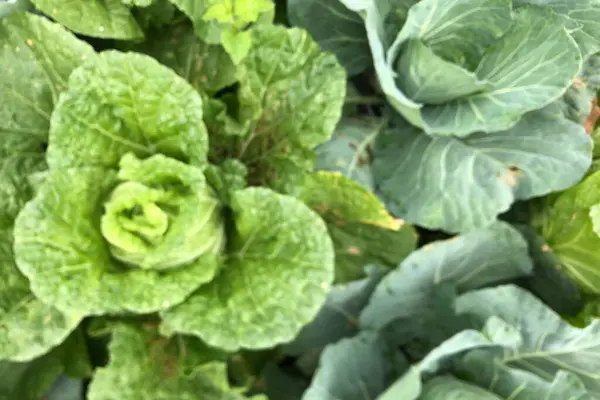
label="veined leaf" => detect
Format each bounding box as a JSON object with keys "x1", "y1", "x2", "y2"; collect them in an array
[
  {"x1": 373, "y1": 110, "x2": 591, "y2": 233},
  {"x1": 160, "y1": 187, "x2": 335, "y2": 351},
  {"x1": 30, "y1": 0, "x2": 143, "y2": 39},
  {"x1": 127, "y1": 21, "x2": 237, "y2": 95},
  {"x1": 303, "y1": 331, "x2": 408, "y2": 400},
  {"x1": 456, "y1": 284, "x2": 600, "y2": 396},
  {"x1": 359, "y1": 222, "x2": 532, "y2": 331},
  {"x1": 282, "y1": 266, "x2": 384, "y2": 356},
  {"x1": 533, "y1": 171, "x2": 600, "y2": 294},
  {"x1": 87, "y1": 323, "x2": 254, "y2": 400},
  {"x1": 299, "y1": 171, "x2": 417, "y2": 282},
  {"x1": 287, "y1": 0, "x2": 370, "y2": 76},
  {"x1": 47, "y1": 51, "x2": 209, "y2": 169},
  {"x1": 0, "y1": 12, "x2": 91, "y2": 361}
]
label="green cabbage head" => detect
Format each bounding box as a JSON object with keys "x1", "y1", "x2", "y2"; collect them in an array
[
  {"x1": 12, "y1": 46, "x2": 337, "y2": 351},
  {"x1": 13, "y1": 51, "x2": 225, "y2": 316},
  {"x1": 101, "y1": 153, "x2": 225, "y2": 271},
  {"x1": 342, "y1": 0, "x2": 600, "y2": 136}
]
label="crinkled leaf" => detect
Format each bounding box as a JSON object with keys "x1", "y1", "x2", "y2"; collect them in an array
[
  {"x1": 0, "y1": 12, "x2": 94, "y2": 188},
  {"x1": 47, "y1": 50, "x2": 209, "y2": 169},
  {"x1": 30, "y1": 0, "x2": 143, "y2": 39},
  {"x1": 214, "y1": 25, "x2": 346, "y2": 192},
  {"x1": 0, "y1": 12, "x2": 91, "y2": 361},
  {"x1": 14, "y1": 167, "x2": 221, "y2": 315},
  {"x1": 127, "y1": 21, "x2": 237, "y2": 94},
  {"x1": 287, "y1": 0, "x2": 370, "y2": 76},
  {"x1": 87, "y1": 323, "x2": 251, "y2": 400},
  {"x1": 282, "y1": 266, "x2": 384, "y2": 356},
  {"x1": 0, "y1": 227, "x2": 82, "y2": 361},
  {"x1": 533, "y1": 171, "x2": 600, "y2": 294},
  {"x1": 100, "y1": 153, "x2": 226, "y2": 271},
  {"x1": 303, "y1": 331, "x2": 407, "y2": 400},
  {"x1": 161, "y1": 187, "x2": 335, "y2": 351},
  {"x1": 204, "y1": 159, "x2": 248, "y2": 205},
  {"x1": 373, "y1": 110, "x2": 592, "y2": 233},
  {"x1": 456, "y1": 284, "x2": 600, "y2": 396},
  {"x1": 359, "y1": 222, "x2": 532, "y2": 331}
]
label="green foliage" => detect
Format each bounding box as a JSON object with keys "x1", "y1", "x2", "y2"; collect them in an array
[{"x1": 1, "y1": 0, "x2": 600, "y2": 398}]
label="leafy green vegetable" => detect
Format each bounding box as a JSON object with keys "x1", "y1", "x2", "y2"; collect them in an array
[
  {"x1": 337, "y1": 0, "x2": 592, "y2": 136},
  {"x1": 287, "y1": 0, "x2": 370, "y2": 76},
  {"x1": 13, "y1": 51, "x2": 222, "y2": 315},
  {"x1": 303, "y1": 331, "x2": 407, "y2": 400},
  {"x1": 30, "y1": 0, "x2": 144, "y2": 39},
  {"x1": 3, "y1": 0, "x2": 600, "y2": 398},
  {"x1": 208, "y1": 25, "x2": 347, "y2": 192},
  {"x1": 0, "y1": 12, "x2": 93, "y2": 362},
  {"x1": 87, "y1": 323, "x2": 263, "y2": 400},
  {"x1": 160, "y1": 187, "x2": 335, "y2": 351},
  {"x1": 127, "y1": 21, "x2": 237, "y2": 95},
  {"x1": 456, "y1": 284, "x2": 600, "y2": 395},
  {"x1": 532, "y1": 171, "x2": 600, "y2": 294},
  {"x1": 169, "y1": 0, "x2": 274, "y2": 62},
  {"x1": 299, "y1": 170, "x2": 417, "y2": 282},
  {"x1": 373, "y1": 109, "x2": 591, "y2": 232},
  {"x1": 46, "y1": 50, "x2": 209, "y2": 169}
]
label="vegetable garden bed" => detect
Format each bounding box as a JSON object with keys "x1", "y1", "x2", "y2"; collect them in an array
[{"x1": 0, "y1": 0, "x2": 599, "y2": 399}]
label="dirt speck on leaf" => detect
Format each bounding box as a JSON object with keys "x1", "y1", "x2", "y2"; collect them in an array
[{"x1": 499, "y1": 166, "x2": 522, "y2": 186}]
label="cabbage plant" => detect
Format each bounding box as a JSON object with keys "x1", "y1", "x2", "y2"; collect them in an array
[
  {"x1": 0, "y1": 8, "x2": 420, "y2": 398},
  {"x1": 290, "y1": 0, "x2": 598, "y2": 233},
  {"x1": 11, "y1": 45, "x2": 341, "y2": 349},
  {"x1": 340, "y1": 0, "x2": 600, "y2": 137}
]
